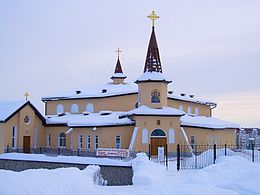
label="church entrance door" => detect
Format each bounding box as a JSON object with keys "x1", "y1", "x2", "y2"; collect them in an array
[
  {"x1": 150, "y1": 129, "x2": 167, "y2": 156},
  {"x1": 23, "y1": 136, "x2": 30, "y2": 153}
]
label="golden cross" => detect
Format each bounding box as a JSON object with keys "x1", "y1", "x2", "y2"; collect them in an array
[
  {"x1": 24, "y1": 91, "x2": 29, "y2": 100},
  {"x1": 147, "y1": 11, "x2": 160, "y2": 27},
  {"x1": 116, "y1": 48, "x2": 122, "y2": 58}
]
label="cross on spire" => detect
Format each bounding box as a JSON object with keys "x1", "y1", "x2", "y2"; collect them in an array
[
  {"x1": 147, "y1": 11, "x2": 159, "y2": 27},
  {"x1": 116, "y1": 48, "x2": 122, "y2": 59},
  {"x1": 24, "y1": 91, "x2": 29, "y2": 101}
]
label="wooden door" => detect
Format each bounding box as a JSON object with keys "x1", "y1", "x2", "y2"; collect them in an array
[
  {"x1": 23, "y1": 136, "x2": 30, "y2": 153},
  {"x1": 151, "y1": 137, "x2": 167, "y2": 156}
]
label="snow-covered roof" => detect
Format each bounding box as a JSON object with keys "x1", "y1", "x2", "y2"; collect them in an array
[
  {"x1": 168, "y1": 93, "x2": 217, "y2": 106},
  {"x1": 111, "y1": 73, "x2": 127, "y2": 79},
  {"x1": 42, "y1": 83, "x2": 138, "y2": 101},
  {"x1": 42, "y1": 81, "x2": 216, "y2": 106},
  {"x1": 180, "y1": 115, "x2": 240, "y2": 129},
  {"x1": 45, "y1": 111, "x2": 135, "y2": 127},
  {"x1": 127, "y1": 105, "x2": 185, "y2": 116},
  {"x1": 135, "y1": 72, "x2": 171, "y2": 83},
  {"x1": 0, "y1": 100, "x2": 27, "y2": 122}
]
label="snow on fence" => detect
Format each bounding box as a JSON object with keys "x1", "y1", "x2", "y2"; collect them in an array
[
  {"x1": 4, "y1": 146, "x2": 128, "y2": 159},
  {"x1": 178, "y1": 144, "x2": 260, "y2": 170}
]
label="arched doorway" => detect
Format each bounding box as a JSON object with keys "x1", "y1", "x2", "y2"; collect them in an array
[{"x1": 150, "y1": 129, "x2": 167, "y2": 156}]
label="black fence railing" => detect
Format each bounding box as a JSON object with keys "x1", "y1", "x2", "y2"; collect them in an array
[
  {"x1": 177, "y1": 144, "x2": 260, "y2": 170},
  {"x1": 5, "y1": 146, "x2": 98, "y2": 157},
  {"x1": 5, "y1": 144, "x2": 260, "y2": 170}
]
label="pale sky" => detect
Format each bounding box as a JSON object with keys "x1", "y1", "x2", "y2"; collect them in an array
[{"x1": 0, "y1": 1, "x2": 260, "y2": 127}]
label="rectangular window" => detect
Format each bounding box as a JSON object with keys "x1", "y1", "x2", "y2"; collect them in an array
[
  {"x1": 157, "y1": 120, "x2": 160, "y2": 125},
  {"x1": 12, "y1": 127, "x2": 16, "y2": 148},
  {"x1": 47, "y1": 134, "x2": 51, "y2": 147},
  {"x1": 95, "y1": 135, "x2": 98, "y2": 149},
  {"x1": 115, "y1": 136, "x2": 121, "y2": 149},
  {"x1": 191, "y1": 136, "x2": 195, "y2": 149},
  {"x1": 78, "y1": 135, "x2": 83, "y2": 149},
  {"x1": 33, "y1": 127, "x2": 37, "y2": 148},
  {"x1": 87, "y1": 135, "x2": 91, "y2": 149}
]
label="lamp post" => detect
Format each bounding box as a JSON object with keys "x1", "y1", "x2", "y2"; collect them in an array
[{"x1": 93, "y1": 127, "x2": 96, "y2": 150}]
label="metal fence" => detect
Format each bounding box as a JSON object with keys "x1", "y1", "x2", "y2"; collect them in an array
[
  {"x1": 5, "y1": 146, "x2": 98, "y2": 157},
  {"x1": 177, "y1": 144, "x2": 260, "y2": 170}
]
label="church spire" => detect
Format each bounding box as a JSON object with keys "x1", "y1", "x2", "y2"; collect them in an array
[
  {"x1": 144, "y1": 11, "x2": 162, "y2": 73},
  {"x1": 114, "y1": 48, "x2": 123, "y2": 74},
  {"x1": 111, "y1": 48, "x2": 127, "y2": 84}
]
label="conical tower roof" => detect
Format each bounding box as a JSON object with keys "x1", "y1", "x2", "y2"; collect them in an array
[
  {"x1": 144, "y1": 26, "x2": 162, "y2": 73},
  {"x1": 111, "y1": 49, "x2": 127, "y2": 80},
  {"x1": 114, "y1": 58, "x2": 124, "y2": 74},
  {"x1": 135, "y1": 11, "x2": 171, "y2": 84}
]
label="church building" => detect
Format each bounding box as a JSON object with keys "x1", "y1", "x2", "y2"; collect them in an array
[{"x1": 0, "y1": 11, "x2": 239, "y2": 156}]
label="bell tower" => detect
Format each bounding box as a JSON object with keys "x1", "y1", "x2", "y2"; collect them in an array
[
  {"x1": 135, "y1": 11, "x2": 171, "y2": 108},
  {"x1": 111, "y1": 48, "x2": 127, "y2": 84}
]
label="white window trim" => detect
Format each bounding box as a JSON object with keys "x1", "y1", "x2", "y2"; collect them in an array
[
  {"x1": 142, "y1": 128, "x2": 149, "y2": 144},
  {"x1": 33, "y1": 127, "x2": 37, "y2": 148},
  {"x1": 169, "y1": 129, "x2": 175, "y2": 144},
  {"x1": 78, "y1": 134, "x2": 83, "y2": 149},
  {"x1": 56, "y1": 104, "x2": 64, "y2": 114},
  {"x1": 86, "y1": 135, "x2": 91, "y2": 149},
  {"x1": 47, "y1": 134, "x2": 51, "y2": 147},
  {"x1": 86, "y1": 103, "x2": 94, "y2": 113},
  {"x1": 12, "y1": 126, "x2": 17, "y2": 149},
  {"x1": 115, "y1": 135, "x2": 121, "y2": 149},
  {"x1": 71, "y1": 103, "x2": 79, "y2": 113}
]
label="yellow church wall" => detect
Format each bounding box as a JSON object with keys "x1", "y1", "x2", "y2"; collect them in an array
[
  {"x1": 112, "y1": 78, "x2": 125, "y2": 84},
  {"x1": 44, "y1": 93, "x2": 138, "y2": 115},
  {"x1": 0, "y1": 104, "x2": 45, "y2": 153},
  {"x1": 44, "y1": 125, "x2": 134, "y2": 150},
  {"x1": 132, "y1": 115, "x2": 185, "y2": 153},
  {"x1": 138, "y1": 82, "x2": 168, "y2": 108},
  {"x1": 3, "y1": 112, "x2": 20, "y2": 148},
  {"x1": 167, "y1": 98, "x2": 211, "y2": 116},
  {"x1": 0, "y1": 124, "x2": 5, "y2": 153},
  {"x1": 182, "y1": 126, "x2": 236, "y2": 145}
]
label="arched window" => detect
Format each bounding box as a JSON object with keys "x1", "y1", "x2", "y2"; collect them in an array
[
  {"x1": 59, "y1": 133, "x2": 66, "y2": 147},
  {"x1": 188, "y1": 106, "x2": 192, "y2": 114},
  {"x1": 169, "y1": 129, "x2": 175, "y2": 144},
  {"x1": 151, "y1": 129, "x2": 166, "y2": 137},
  {"x1": 142, "y1": 128, "x2": 149, "y2": 144},
  {"x1": 151, "y1": 89, "x2": 160, "y2": 103},
  {"x1": 195, "y1": 107, "x2": 200, "y2": 115},
  {"x1": 86, "y1": 103, "x2": 94, "y2": 113},
  {"x1": 179, "y1": 105, "x2": 184, "y2": 111},
  {"x1": 56, "y1": 104, "x2": 64, "y2": 114},
  {"x1": 71, "y1": 103, "x2": 79, "y2": 113}
]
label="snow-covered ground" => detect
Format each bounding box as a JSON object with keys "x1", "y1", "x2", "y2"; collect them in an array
[
  {"x1": 1, "y1": 153, "x2": 260, "y2": 195},
  {"x1": 0, "y1": 153, "x2": 131, "y2": 166}
]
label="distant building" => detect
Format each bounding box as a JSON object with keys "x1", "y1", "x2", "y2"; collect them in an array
[{"x1": 237, "y1": 128, "x2": 260, "y2": 149}]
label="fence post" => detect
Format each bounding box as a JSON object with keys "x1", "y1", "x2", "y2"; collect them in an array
[
  {"x1": 148, "y1": 144, "x2": 151, "y2": 160},
  {"x1": 77, "y1": 148, "x2": 80, "y2": 156},
  {"x1": 58, "y1": 148, "x2": 60, "y2": 155},
  {"x1": 195, "y1": 145, "x2": 197, "y2": 169},
  {"x1": 165, "y1": 144, "x2": 168, "y2": 169},
  {"x1": 177, "y1": 144, "x2": 180, "y2": 171},
  {"x1": 252, "y1": 144, "x2": 255, "y2": 162},
  {"x1": 40, "y1": 147, "x2": 42, "y2": 154},
  {"x1": 225, "y1": 144, "x2": 227, "y2": 156},
  {"x1": 213, "y1": 144, "x2": 217, "y2": 164}
]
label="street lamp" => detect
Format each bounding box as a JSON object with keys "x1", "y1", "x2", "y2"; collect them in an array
[{"x1": 93, "y1": 127, "x2": 96, "y2": 150}]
